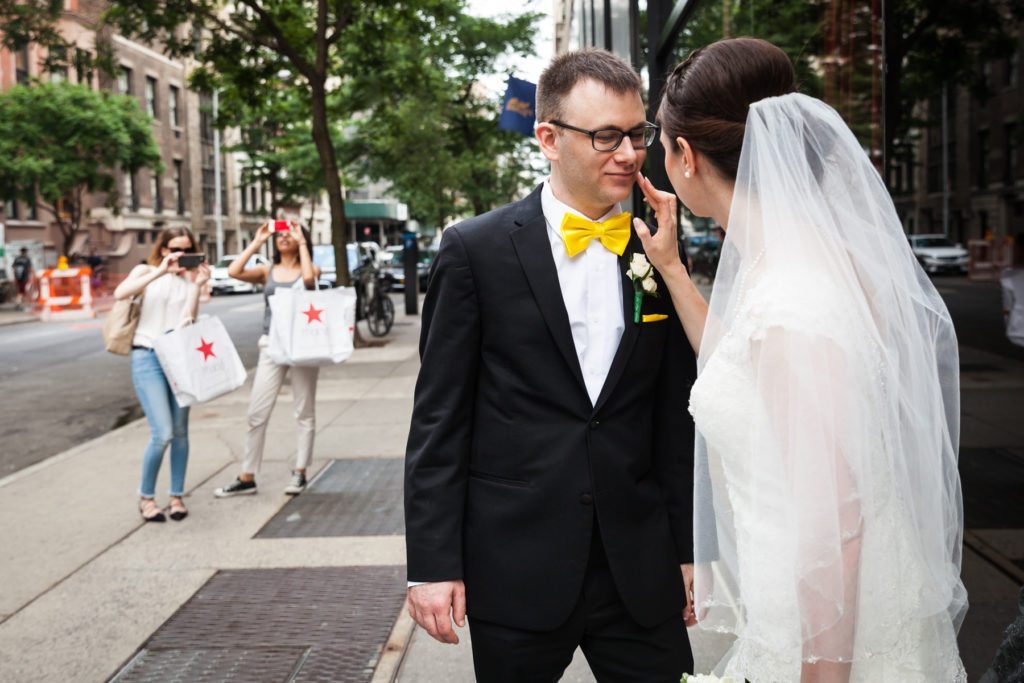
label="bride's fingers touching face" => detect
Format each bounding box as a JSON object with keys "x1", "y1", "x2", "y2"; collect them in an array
[{"x1": 633, "y1": 174, "x2": 680, "y2": 273}]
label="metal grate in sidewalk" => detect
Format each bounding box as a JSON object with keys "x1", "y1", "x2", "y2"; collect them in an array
[
  {"x1": 109, "y1": 566, "x2": 406, "y2": 683},
  {"x1": 256, "y1": 459, "x2": 405, "y2": 538}
]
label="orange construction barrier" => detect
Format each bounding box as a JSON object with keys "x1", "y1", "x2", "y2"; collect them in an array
[{"x1": 38, "y1": 266, "x2": 96, "y2": 320}]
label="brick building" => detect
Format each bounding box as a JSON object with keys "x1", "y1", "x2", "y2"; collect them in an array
[{"x1": 0, "y1": 0, "x2": 268, "y2": 274}]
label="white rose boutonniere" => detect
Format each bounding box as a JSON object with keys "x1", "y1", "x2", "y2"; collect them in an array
[
  {"x1": 626, "y1": 252, "x2": 658, "y2": 323},
  {"x1": 682, "y1": 675, "x2": 736, "y2": 683}
]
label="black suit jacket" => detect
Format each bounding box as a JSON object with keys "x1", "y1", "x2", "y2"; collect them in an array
[{"x1": 404, "y1": 185, "x2": 698, "y2": 631}]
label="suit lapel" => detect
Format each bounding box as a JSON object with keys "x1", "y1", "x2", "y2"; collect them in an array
[
  {"x1": 592, "y1": 236, "x2": 641, "y2": 413},
  {"x1": 510, "y1": 192, "x2": 588, "y2": 397}
]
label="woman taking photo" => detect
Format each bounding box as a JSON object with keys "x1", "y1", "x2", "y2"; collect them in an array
[
  {"x1": 214, "y1": 221, "x2": 321, "y2": 498},
  {"x1": 114, "y1": 227, "x2": 210, "y2": 523}
]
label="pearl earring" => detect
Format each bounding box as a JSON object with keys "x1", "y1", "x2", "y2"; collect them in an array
[{"x1": 684, "y1": 170, "x2": 691, "y2": 179}]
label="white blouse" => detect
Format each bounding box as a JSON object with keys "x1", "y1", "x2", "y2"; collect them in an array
[{"x1": 132, "y1": 269, "x2": 196, "y2": 348}]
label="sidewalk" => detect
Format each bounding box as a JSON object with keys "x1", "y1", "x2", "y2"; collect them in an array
[
  {"x1": 0, "y1": 292, "x2": 117, "y2": 327},
  {"x1": 0, "y1": 286, "x2": 1020, "y2": 681}
]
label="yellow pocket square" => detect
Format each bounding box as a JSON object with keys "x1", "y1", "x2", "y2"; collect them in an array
[{"x1": 642, "y1": 314, "x2": 668, "y2": 323}]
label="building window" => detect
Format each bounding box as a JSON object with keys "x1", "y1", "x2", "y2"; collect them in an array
[
  {"x1": 169, "y1": 86, "x2": 180, "y2": 127},
  {"x1": 173, "y1": 160, "x2": 184, "y2": 214},
  {"x1": 1006, "y1": 124, "x2": 1018, "y2": 185},
  {"x1": 74, "y1": 48, "x2": 92, "y2": 85},
  {"x1": 27, "y1": 197, "x2": 36, "y2": 220},
  {"x1": 118, "y1": 66, "x2": 132, "y2": 95},
  {"x1": 978, "y1": 129, "x2": 990, "y2": 189},
  {"x1": 240, "y1": 184, "x2": 248, "y2": 213},
  {"x1": 48, "y1": 45, "x2": 68, "y2": 82},
  {"x1": 145, "y1": 76, "x2": 157, "y2": 118},
  {"x1": 151, "y1": 172, "x2": 162, "y2": 213},
  {"x1": 124, "y1": 170, "x2": 139, "y2": 211},
  {"x1": 136, "y1": 230, "x2": 146, "y2": 245},
  {"x1": 250, "y1": 186, "x2": 258, "y2": 213},
  {"x1": 15, "y1": 47, "x2": 30, "y2": 84},
  {"x1": 4, "y1": 199, "x2": 18, "y2": 220}
]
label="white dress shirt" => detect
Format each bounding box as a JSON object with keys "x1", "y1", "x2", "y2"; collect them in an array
[
  {"x1": 408, "y1": 183, "x2": 626, "y2": 588},
  {"x1": 540, "y1": 179, "x2": 625, "y2": 406}
]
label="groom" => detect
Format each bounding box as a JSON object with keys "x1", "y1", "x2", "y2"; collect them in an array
[{"x1": 404, "y1": 48, "x2": 697, "y2": 681}]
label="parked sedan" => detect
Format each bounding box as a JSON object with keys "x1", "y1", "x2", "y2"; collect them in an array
[
  {"x1": 210, "y1": 254, "x2": 270, "y2": 294},
  {"x1": 909, "y1": 234, "x2": 968, "y2": 275},
  {"x1": 382, "y1": 245, "x2": 434, "y2": 292}
]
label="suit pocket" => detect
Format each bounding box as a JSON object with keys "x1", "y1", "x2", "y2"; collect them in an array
[{"x1": 469, "y1": 471, "x2": 531, "y2": 489}]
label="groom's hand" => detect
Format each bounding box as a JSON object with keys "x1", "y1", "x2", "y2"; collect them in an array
[
  {"x1": 406, "y1": 580, "x2": 466, "y2": 644},
  {"x1": 681, "y1": 564, "x2": 697, "y2": 627}
]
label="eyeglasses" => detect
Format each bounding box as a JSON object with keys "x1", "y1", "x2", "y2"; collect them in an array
[{"x1": 547, "y1": 120, "x2": 659, "y2": 152}]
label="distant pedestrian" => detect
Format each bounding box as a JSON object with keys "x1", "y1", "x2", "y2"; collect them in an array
[
  {"x1": 214, "y1": 221, "x2": 321, "y2": 499},
  {"x1": 113, "y1": 227, "x2": 210, "y2": 522},
  {"x1": 12, "y1": 247, "x2": 34, "y2": 310}
]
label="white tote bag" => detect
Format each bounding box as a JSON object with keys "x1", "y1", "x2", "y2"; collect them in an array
[
  {"x1": 153, "y1": 315, "x2": 247, "y2": 407},
  {"x1": 267, "y1": 285, "x2": 357, "y2": 366},
  {"x1": 1001, "y1": 268, "x2": 1024, "y2": 348}
]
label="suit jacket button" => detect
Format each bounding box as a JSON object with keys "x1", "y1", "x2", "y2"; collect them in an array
[
  {"x1": 589, "y1": 420, "x2": 600, "y2": 430},
  {"x1": 580, "y1": 493, "x2": 593, "y2": 505}
]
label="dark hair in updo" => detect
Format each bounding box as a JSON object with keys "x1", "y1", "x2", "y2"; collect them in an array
[{"x1": 658, "y1": 37, "x2": 796, "y2": 180}]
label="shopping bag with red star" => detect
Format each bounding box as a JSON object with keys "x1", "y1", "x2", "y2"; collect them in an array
[
  {"x1": 267, "y1": 285, "x2": 357, "y2": 366},
  {"x1": 152, "y1": 315, "x2": 247, "y2": 407}
]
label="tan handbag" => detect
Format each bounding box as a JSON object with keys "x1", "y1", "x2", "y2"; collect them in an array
[{"x1": 102, "y1": 293, "x2": 144, "y2": 355}]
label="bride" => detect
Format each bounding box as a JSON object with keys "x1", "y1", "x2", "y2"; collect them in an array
[{"x1": 634, "y1": 38, "x2": 968, "y2": 681}]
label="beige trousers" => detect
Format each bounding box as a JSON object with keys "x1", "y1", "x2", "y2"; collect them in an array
[{"x1": 242, "y1": 335, "x2": 320, "y2": 474}]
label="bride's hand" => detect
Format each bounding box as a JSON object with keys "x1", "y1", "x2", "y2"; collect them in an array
[{"x1": 633, "y1": 172, "x2": 686, "y2": 278}]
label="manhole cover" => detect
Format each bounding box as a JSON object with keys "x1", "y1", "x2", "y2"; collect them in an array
[
  {"x1": 256, "y1": 459, "x2": 404, "y2": 538},
  {"x1": 109, "y1": 566, "x2": 406, "y2": 683}
]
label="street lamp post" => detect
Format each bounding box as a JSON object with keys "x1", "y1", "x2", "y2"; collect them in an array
[{"x1": 213, "y1": 89, "x2": 224, "y2": 262}]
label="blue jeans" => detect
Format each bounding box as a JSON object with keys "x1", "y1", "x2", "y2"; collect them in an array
[{"x1": 131, "y1": 348, "x2": 190, "y2": 497}]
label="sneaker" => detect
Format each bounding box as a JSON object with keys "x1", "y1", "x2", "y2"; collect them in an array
[
  {"x1": 284, "y1": 470, "x2": 307, "y2": 495},
  {"x1": 214, "y1": 478, "x2": 257, "y2": 498}
]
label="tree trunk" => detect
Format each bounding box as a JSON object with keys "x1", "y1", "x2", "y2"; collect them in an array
[{"x1": 308, "y1": 80, "x2": 349, "y2": 288}]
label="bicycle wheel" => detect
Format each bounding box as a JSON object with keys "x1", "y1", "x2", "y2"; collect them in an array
[{"x1": 367, "y1": 294, "x2": 395, "y2": 337}]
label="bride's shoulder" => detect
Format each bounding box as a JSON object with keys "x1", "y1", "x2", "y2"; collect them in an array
[{"x1": 743, "y1": 271, "x2": 856, "y2": 342}]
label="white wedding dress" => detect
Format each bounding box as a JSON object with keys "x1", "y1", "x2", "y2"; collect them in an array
[
  {"x1": 688, "y1": 273, "x2": 967, "y2": 682},
  {"x1": 685, "y1": 93, "x2": 967, "y2": 681}
]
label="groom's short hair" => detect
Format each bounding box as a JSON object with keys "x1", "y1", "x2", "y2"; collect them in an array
[{"x1": 537, "y1": 48, "x2": 642, "y2": 123}]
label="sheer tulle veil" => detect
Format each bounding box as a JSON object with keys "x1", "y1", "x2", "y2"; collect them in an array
[{"x1": 692, "y1": 92, "x2": 968, "y2": 663}]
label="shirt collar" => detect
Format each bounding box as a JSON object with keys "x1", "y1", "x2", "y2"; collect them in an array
[{"x1": 541, "y1": 178, "x2": 622, "y2": 244}]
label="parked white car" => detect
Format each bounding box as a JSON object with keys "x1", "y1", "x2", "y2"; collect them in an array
[
  {"x1": 210, "y1": 254, "x2": 270, "y2": 295},
  {"x1": 909, "y1": 234, "x2": 968, "y2": 275}
]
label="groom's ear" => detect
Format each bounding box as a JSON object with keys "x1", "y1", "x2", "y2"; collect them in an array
[{"x1": 536, "y1": 123, "x2": 560, "y2": 162}]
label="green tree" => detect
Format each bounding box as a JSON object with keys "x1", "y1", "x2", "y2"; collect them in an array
[
  {"x1": 352, "y1": 9, "x2": 541, "y2": 230},
  {"x1": 884, "y1": 0, "x2": 1024, "y2": 174},
  {"x1": 0, "y1": 82, "x2": 162, "y2": 257},
  {"x1": 107, "y1": 0, "x2": 485, "y2": 286}
]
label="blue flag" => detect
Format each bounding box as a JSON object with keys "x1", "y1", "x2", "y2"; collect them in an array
[{"x1": 498, "y1": 76, "x2": 537, "y2": 137}]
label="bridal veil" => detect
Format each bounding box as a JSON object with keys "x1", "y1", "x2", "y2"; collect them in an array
[{"x1": 692, "y1": 92, "x2": 967, "y2": 665}]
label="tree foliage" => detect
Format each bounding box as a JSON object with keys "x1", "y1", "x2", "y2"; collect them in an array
[
  {"x1": 106, "y1": 0, "x2": 538, "y2": 284},
  {"x1": 351, "y1": 9, "x2": 541, "y2": 230},
  {"x1": 0, "y1": 0, "x2": 113, "y2": 79},
  {"x1": 0, "y1": 82, "x2": 162, "y2": 256}
]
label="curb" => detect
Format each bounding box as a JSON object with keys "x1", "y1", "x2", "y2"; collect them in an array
[{"x1": 372, "y1": 607, "x2": 416, "y2": 683}]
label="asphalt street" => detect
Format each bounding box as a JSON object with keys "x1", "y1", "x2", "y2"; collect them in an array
[{"x1": 0, "y1": 293, "x2": 265, "y2": 477}]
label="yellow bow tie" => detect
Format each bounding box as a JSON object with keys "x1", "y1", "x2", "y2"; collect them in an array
[{"x1": 559, "y1": 212, "x2": 631, "y2": 257}]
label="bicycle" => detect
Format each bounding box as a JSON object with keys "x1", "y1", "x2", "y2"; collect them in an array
[{"x1": 354, "y1": 260, "x2": 395, "y2": 337}]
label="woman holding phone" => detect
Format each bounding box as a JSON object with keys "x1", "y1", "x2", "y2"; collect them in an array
[
  {"x1": 214, "y1": 221, "x2": 322, "y2": 498},
  {"x1": 114, "y1": 227, "x2": 210, "y2": 522}
]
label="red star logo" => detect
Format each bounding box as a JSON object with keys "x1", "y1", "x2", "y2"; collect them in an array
[
  {"x1": 196, "y1": 338, "x2": 216, "y2": 361},
  {"x1": 303, "y1": 303, "x2": 324, "y2": 324}
]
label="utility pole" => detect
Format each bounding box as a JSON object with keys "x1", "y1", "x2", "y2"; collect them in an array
[
  {"x1": 213, "y1": 89, "x2": 224, "y2": 261},
  {"x1": 941, "y1": 82, "x2": 950, "y2": 239}
]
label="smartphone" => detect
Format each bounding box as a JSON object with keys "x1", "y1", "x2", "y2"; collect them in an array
[
  {"x1": 273, "y1": 220, "x2": 290, "y2": 232},
  {"x1": 177, "y1": 253, "x2": 206, "y2": 269}
]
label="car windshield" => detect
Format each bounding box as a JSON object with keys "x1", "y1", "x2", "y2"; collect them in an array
[
  {"x1": 312, "y1": 245, "x2": 336, "y2": 270},
  {"x1": 914, "y1": 237, "x2": 955, "y2": 248}
]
